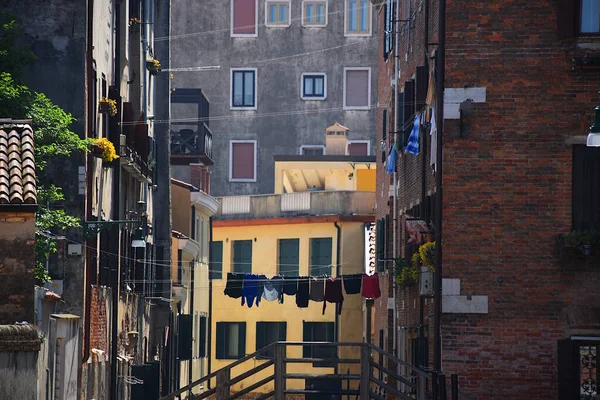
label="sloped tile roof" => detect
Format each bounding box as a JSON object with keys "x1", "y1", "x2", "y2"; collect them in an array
[{"x1": 0, "y1": 120, "x2": 36, "y2": 205}]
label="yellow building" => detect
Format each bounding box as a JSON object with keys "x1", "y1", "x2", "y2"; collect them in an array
[
  {"x1": 170, "y1": 179, "x2": 218, "y2": 394},
  {"x1": 209, "y1": 124, "x2": 376, "y2": 394}
]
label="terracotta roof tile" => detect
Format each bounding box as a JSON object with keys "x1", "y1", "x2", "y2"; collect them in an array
[{"x1": 0, "y1": 121, "x2": 36, "y2": 205}]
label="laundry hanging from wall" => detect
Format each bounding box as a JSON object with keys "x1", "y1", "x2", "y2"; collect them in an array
[{"x1": 223, "y1": 272, "x2": 382, "y2": 309}]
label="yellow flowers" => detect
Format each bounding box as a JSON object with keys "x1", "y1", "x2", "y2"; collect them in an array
[
  {"x1": 99, "y1": 97, "x2": 117, "y2": 117},
  {"x1": 146, "y1": 58, "x2": 160, "y2": 75},
  {"x1": 396, "y1": 241, "x2": 436, "y2": 287},
  {"x1": 92, "y1": 138, "x2": 119, "y2": 163}
]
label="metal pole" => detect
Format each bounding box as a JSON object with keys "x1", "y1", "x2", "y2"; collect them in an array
[
  {"x1": 439, "y1": 374, "x2": 447, "y2": 400},
  {"x1": 433, "y1": 0, "x2": 447, "y2": 375},
  {"x1": 451, "y1": 374, "x2": 458, "y2": 400}
]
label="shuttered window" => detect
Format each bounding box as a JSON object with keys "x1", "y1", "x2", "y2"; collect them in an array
[
  {"x1": 256, "y1": 322, "x2": 287, "y2": 358},
  {"x1": 230, "y1": 141, "x2": 256, "y2": 181},
  {"x1": 557, "y1": 339, "x2": 600, "y2": 399},
  {"x1": 383, "y1": 0, "x2": 394, "y2": 60},
  {"x1": 402, "y1": 80, "x2": 415, "y2": 147},
  {"x1": 416, "y1": 66, "x2": 428, "y2": 112},
  {"x1": 279, "y1": 239, "x2": 300, "y2": 276},
  {"x1": 381, "y1": 109, "x2": 387, "y2": 162},
  {"x1": 344, "y1": 68, "x2": 371, "y2": 109},
  {"x1": 310, "y1": 238, "x2": 332, "y2": 276},
  {"x1": 572, "y1": 146, "x2": 600, "y2": 230},
  {"x1": 376, "y1": 218, "x2": 385, "y2": 272},
  {"x1": 178, "y1": 314, "x2": 193, "y2": 361},
  {"x1": 232, "y1": 240, "x2": 252, "y2": 273},
  {"x1": 209, "y1": 241, "x2": 223, "y2": 280},
  {"x1": 302, "y1": 322, "x2": 335, "y2": 358},
  {"x1": 232, "y1": 0, "x2": 257, "y2": 36},
  {"x1": 348, "y1": 142, "x2": 369, "y2": 156},
  {"x1": 216, "y1": 322, "x2": 246, "y2": 359},
  {"x1": 199, "y1": 316, "x2": 207, "y2": 357}
]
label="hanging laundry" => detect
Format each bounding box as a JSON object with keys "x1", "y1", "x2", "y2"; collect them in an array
[
  {"x1": 241, "y1": 273, "x2": 261, "y2": 308},
  {"x1": 309, "y1": 276, "x2": 325, "y2": 302},
  {"x1": 430, "y1": 107, "x2": 438, "y2": 172},
  {"x1": 296, "y1": 276, "x2": 310, "y2": 308},
  {"x1": 223, "y1": 272, "x2": 243, "y2": 299},
  {"x1": 282, "y1": 276, "x2": 298, "y2": 296},
  {"x1": 323, "y1": 278, "x2": 344, "y2": 315},
  {"x1": 385, "y1": 145, "x2": 397, "y2": 175},
  {"x1": 256, "y1": 274, "x2": 267, "y2": 302},
  {"x1": 361, "y1": 273, "x2": 382, "y2": 299},
  {"x1": 262, "y1": 277, "x2": 279, "y2": 302},
  {"x1": 270, "y1": 275, "x2": 285, "y2": 303},
  {"x1": 343, "y1": 273, "x2": 362, "y2": 295},
  {"x1": 405, "y1": 114, "x2": 421, "y2": 156}
]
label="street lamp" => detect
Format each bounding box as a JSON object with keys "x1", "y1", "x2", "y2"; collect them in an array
[{"x1": 587, "y1": 106, "x2": 600, "y2": 147}]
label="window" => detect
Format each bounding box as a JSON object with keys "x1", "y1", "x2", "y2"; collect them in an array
[
  {"x1": 310, "y1": 238, "x2": 332, "y2": 276},
  {"x1": 343, "y1": 68, "x2": 371, "y2": 110},
  {"x1": 256, "y1": 322, "x2": 287, "y2": 358},
  {"x1": 300, "y1": 145, "x2": 325, "y2": 156},
  {"x1": 194, "y1": 313, "x2": 199, "y2": 358},
  {"x1": 199, "y1": 315, "x2": 207, "y2": 357},
  {"x1": 229, "y1": 140, "x2": 257, "y2": 182},
  {"x1": 216, "y1": 322, "x2": 246, "y2": 359},
  {"x1": 348, "y1": 140, "x2": 370, "y2": 156},
  {"x1": 381, "y1": 109, "x2": 387, "y2": 162},
  {"x1": 301, "y1": 73, "x2": 327, "y2": 100},
  {"x1": 232, "y1": 240, "x2": 252, "y2": 273},
  {"x1": 266, "y1": 1, "x2": 290, "y2": 26},
  {"x1": 572, "y1": 146, "x2": 600, "y2": 230},
  {"x1": 178, "y1": 314, "x2": 193, "y2": 361},
  {"x1": 345, "y1": 0, "x2": 371, "y2": 35},
  {"x1": 302, "y1": 322, "x2": 335, "y2": 358},
  {"x1": 558, "y1": 338, "x2": 599, "y2": 399},
  {"x1": 581, "y1": 0, "x2": 600, "y2": 33},
  {"x1": 231, "y1": 69, "x2": 257, "y2": 109},
  {"x1": 209, "y1": 241, "x2": 223, "y2": 279},
  {"x1": 279, "y1": 239, "x2": 299, "y2": 276},
  {"x1": 231, "y1": 0, "x2": 258, "y2": 37},
  {"x1": 383, "y1": 0, "x2": 394, "y2": 59},
  {"x1": 302, "y1": 0, "x2": 327, "y2": 26}
]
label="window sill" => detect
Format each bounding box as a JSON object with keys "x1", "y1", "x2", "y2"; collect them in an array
[
  {"x1": 230, "y1": 178, "x2": 257, "y2": 183},
  {"x1": 344, "y1": 32, "x2": 372, "y2": 37},
  {"x1": 343, "y1": 105, "x2": 371, "y2": 111},
  {"x1": 302, "y1": 23, "x2": 327, "y2": 28},
  {"x1": 266, "y1": 23, "x2": 291, "y2": 28},
  {"x1": 230, "y1": 106, "x2": 257, "y2": 111},
  {"x1": 301, "y1": 96, "x2": 327, "y2": 101},
  {"x1": 231, "y1": 33, "x2": 258, "y2": 38}
]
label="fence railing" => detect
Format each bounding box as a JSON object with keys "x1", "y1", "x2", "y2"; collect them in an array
[{"x1": 160, "y1": 341, "x2": 469, "y2": 400}]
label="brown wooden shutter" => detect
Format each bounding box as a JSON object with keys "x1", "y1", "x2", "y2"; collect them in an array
[
  {"x1": 348, "y1": 142, "x2": 369, "y2": 156},
  {"x1": 557, "y1": 0, "x2": 575, "y2": 40},
  {"x1": 232, "y1": 142, "x2": 255, "y2": 180}
]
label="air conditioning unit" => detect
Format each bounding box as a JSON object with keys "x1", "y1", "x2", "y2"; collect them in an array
[
  {"x1": 419, "y1": 267, "x2": 433, "y2": 296},
  {"x1": 120, "y1": 134, "x2": 127, "y2": 156},
  {"x1": 67, "y1": 244, "x2": 82, "y2": 256}
]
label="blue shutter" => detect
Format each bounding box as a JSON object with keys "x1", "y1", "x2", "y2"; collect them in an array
[
  {"x1": 216, "y1": 322, "x2": 225, "y2": 359},
  {"x1": 279, "y1": 239, "x2": 300, "y2": 276},
  {"x1": 209, "y1": 241, "x2": 223, "y2": 279},
  {"x1": 199, "y1": 316, "x2": 207, "y2": 357},
  {"x1": 178, "y1": 314, "x2": 193, "y2": 361},
  {"x1": 238, "y1": 322, "x2": 246, "y2": 358}
]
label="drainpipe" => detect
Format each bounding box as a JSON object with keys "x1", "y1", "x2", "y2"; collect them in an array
[
  {"x1": 433, "y1": 0, "x2": 446, "y2": 375},
  {"x1": 333, "y1": 222, "x2": 341, "y2": 375},
  {"x1": 392, "y1": 0, "x2": 400, "y2": 363},
  {"x1": 110, "y1": 2, "x2": 122, "y2": 399},
  {"x1": 83, "y1": 0, "x2": 95, "y2": 364},
  {"x1": 207, "y1": 217, "x2": 213, "y2": 389}
]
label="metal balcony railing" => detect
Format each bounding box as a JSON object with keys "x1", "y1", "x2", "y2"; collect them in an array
[{"x1": 170, "y1": 124, "x2": 213, "y2": 165}]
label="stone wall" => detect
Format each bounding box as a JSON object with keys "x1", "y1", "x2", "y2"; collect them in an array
[{"x1": 0, "y1": 324, "x2": 41, "y2": 400}]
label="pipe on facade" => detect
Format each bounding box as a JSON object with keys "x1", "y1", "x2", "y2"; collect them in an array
[
  {"x1": 207, "y1": 217, "x2": 213, "y2": 389},
  {"x1": 110, "y1": 2, "x2": 122, "y2": 398},
  {"x1": 392, "y1": 0, "x2": 401, "y2": 364},
  {"x1": 333, "y1": 222, "x2": 341, "y2": 376},
  {"x1": 433, "y1": 0, "x2": 446, "y2": 374},
  {"x1": 82, "y1": 0, "x2": 95, "y2": 365}
]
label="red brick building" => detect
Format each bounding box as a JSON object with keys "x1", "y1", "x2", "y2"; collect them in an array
[{"x1": 373, "y1": 0, "x2": 600, "y2": 399}]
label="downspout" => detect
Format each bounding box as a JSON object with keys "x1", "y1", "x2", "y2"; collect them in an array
[
  {"x1": 110, "y1": 2, "x2": 122, "y2": 399},
  {"x1": 83, "y1": 0, "x2": 95, "y2": 364},
  {"x1": 433, "y1": 0, "x2": 446, "y2": 374},
  {"x1": 333, "y1": 222, "x2": 341, "y2": 376},
  {"x1": 188, "y1": 257, "x2": 194, "y2": 387},
  {"x1": 207, "y1": 217, "x2": 213, "y2": 389},
  {"x1": 392, "y1": 0, "x2": 400, "y2": 362}
]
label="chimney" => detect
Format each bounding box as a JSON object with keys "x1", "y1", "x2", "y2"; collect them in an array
[
  {"x1": 190, "y1": 163, "x2": 210, "y2": 193},
  {"x1": 325, "y1": 122, "x2": 350, "y2": 155}
]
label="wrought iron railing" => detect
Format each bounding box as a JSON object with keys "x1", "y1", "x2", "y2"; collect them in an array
[{"x1": 160, "y1": 341, "x2": 471, "y2": 400}]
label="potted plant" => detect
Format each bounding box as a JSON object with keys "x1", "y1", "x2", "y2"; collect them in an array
[
  {"x1": 91, "y1": 138, "x2": 120, "y2": 164},
  {"x1": 562, "y1": 229, "x2": 597, "y2": 256},
  {"x1": 146, "y1": 58, "x2": 160, "y2": 75},
  {"x1": 98, "y1": 97, "x2": 117, "y2": 117}
]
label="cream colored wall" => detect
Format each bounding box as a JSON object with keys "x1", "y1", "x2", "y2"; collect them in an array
[{"x1": 210, "y1": 221, "x2": 367, "y2": 392}]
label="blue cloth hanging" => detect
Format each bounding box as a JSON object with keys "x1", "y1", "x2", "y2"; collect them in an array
[
  {"x1": 405, "y1": 114, "x2": 421, "y2": 155},
  {"x1": 386, "y1": 145, "x2": 397, "y2": 174}
]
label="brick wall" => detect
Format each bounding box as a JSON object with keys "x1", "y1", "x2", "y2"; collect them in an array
[
  {"x1": 0, "y1": 211, "x2": 36, "y2": 324},
  {"x1": 376, "y1": 0, "x2": 600, "y2": 399},
  {"x1": 89, "y1": 285, "x2": 109, "y2": 355}
]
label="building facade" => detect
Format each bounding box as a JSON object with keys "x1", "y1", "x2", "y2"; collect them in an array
[
  {"x1": 170, "y1": 0, "x2": 379, "y2": 196},
  {"x1": 373, "y1": 0, "x2": 600, "y2": 399}
]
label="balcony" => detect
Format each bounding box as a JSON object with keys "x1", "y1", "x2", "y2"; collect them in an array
[
  {"x1": 170, "y1": 124, "x2": 213, "y2": 165},
  {"x1": 120, "y1": 102, "x2": 153, "y2": 181},
  {"x1": 214, "y1": 190, "x2": 375, "y2": 220}
]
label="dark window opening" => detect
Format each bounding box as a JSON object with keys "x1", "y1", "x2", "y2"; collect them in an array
[
  {"x1": 232, "y1": 70, "x2": 256, "y2": 107},
  {"x1": 216, "y1": 322, "x2": 246, "y2": 360},
  {"x1": 302, "y1": 322, "x2": 335, "y2": 359},
  {"x1": 256, "y1": 322, "x2": 287, "y2": 358}
]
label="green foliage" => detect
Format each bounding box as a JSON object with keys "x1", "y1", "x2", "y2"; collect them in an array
[
  {"x1": 0, "y1": 13, "x2": 36, "y2": 80},
  {"x1": 563, "y1": 229, "x2": 597, "y2": 248}
]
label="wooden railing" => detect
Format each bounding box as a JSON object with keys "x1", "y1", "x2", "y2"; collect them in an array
[{"x1": 161, "y1": 342, "x2": 468, "y2": 400}]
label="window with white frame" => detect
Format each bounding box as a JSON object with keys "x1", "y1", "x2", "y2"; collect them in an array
[
  {"x1": 230, "y1": 140, "x2": 257, "y2": 182},
  {"x1": 301, "y1": 73, "x2": 326, "y2": 100},
  {"x1": 345, "y1": 0, "x2": 371, "y2": 35},
  {"x1": 347, "y1": 140, "x2": 370, "y2": 155},
  {"x1": 231, "y1": 0, "x2": 258, "y2": 37},
  {"x1": 231, "y1": 68, "x2": 257, "y2": 109},
  {"x1": 302, "y1": 1, "x2": 327, "y2": 26},
  {"x1": 343, "y1": 67, "x2": 371, "y2": 110},
  {"x1": 266, "y1": 1, "x2": 290, "y2": 26},
  {"x1": 300, "y1": 145, "x2": 325, "y2": 155}
]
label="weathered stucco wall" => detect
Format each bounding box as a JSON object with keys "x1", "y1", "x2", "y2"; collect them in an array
[{"x1": 0, "y1": 324, "x2": 41, "y2": 400}]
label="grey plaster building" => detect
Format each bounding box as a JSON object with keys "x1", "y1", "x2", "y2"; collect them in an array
[{"x1": 171, "y1": 0, "x2": 378, "y2": 196}]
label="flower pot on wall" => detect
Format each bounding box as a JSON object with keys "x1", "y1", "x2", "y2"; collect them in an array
[{"x1": 98, "y1": 101, "x2": 112, "y2": 114}]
